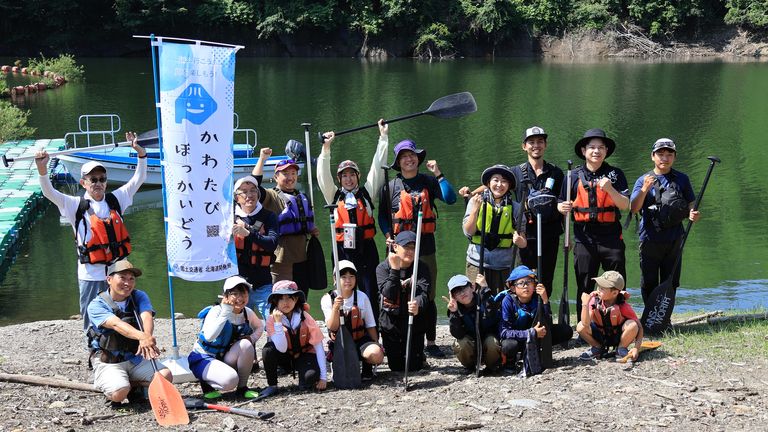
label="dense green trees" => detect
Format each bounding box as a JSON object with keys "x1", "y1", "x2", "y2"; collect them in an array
[{"x1": 0, "y1": 0, "x2": 763, "y2": 56}]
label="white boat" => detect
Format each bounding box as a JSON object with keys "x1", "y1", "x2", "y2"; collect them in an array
[{"x1": 53, "y1": 114, "x2": 304, "y2": 186}]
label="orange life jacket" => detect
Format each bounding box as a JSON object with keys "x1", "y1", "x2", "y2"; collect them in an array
[
  {"x1": 234, "y1": 217, "x2": 273, "y2": 268},
  {"x1": 285, "y1": 317, "x2": 316, "y2": 358},
  {"x1": 334, "y1": 188, "x2": 376, "y2": 243},
  {"x1": 590, "y1": 298, "x2": 625, "y2": 341},
  {"x1": 390, "y1": 178, "x2": 436, "y2": 234},
  {"x1": 572, "y1": 171, "x2": 618, "y2": 223},
  {"x1": 75, "y1": 193, "x2": 131, "y2": 265},
  {"x1": 329, "y1": 290, "x2": 366, "y2": 341}
]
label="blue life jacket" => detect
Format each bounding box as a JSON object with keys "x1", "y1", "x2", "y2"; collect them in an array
[
  {"x1": 276, "y1": 190, "x2": 315, "y2": 235},
  {"x1": 196, "y1": 305, "x2": 254, "y2": 356}
]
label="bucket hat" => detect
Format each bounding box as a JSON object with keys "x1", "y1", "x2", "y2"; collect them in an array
[
  {"x1": 267, "y1": 280, "x2": 305, "y2": 303},
  {"x1": 575, "y1": 128, "x2": 616, "y2": 159},
  {"x1": 480, "y1": 164, "x2": 515, "y2": 188},
  {"x1": 390, "y1": 140, "x2": 426, "y2": 171}
]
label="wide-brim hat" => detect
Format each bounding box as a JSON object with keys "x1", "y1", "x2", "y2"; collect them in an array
[
  {"x1": 575, "y1": 128, "x2": 616, "y2": 159},
  {"x1": 267, "y1": 280, "x2": 305, "y2": 303},
  {"x1": 480, "y1": 164, "x2": 515, "y2": 189},
  {"x1": 390, "y1": 139, "x2": 426, "y2": 171}
]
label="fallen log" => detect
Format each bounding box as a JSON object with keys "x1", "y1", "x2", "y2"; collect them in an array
[
  {"x1": 707, "y1": 313, "x2": 768, "y2": 325},
  {"x1": 673, "y1": 310, "x2": 723, "y2": 326},
  {"x1": 0, "y1": 373, "x2": 97, "y2": 393}
]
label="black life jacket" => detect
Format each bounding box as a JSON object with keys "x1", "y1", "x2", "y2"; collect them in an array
[
  {"x1": 86, "y1": 291, "x2": 140, "y2": 363},
  {"x1": 519, "y1": 163, "x2": 558, "y2": 224},
  {"x1": 645, "y1": 171, "x2": 690, "y2": 231}
]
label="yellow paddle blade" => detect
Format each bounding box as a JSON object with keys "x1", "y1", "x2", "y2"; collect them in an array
[
  {"x1": 618, "y1": 341, "x2": 663, "y2": 363},
  {"x1": 148, "y1": 372, "x2": 190, "y2": 426}
]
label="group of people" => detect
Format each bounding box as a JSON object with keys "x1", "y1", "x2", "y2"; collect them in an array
[{"x1": 33, "y1": 120, "x2": 701, "y2": 404}]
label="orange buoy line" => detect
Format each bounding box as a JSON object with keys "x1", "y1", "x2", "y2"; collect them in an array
[{"x1": 2, "y1": 65, "x2": 68, "y2": 98}]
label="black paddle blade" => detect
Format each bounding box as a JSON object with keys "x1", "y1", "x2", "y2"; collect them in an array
[
  {"x1": 641, "y1": 278, "x2": 677, "y2": 334},
  {"x1": 183, "y1": 398, "x2": 206, "y2": 410},
  {"x1": 424, "y1": 92, "x2": 477, "y2": 119},
  {"x1": 331, "y1": 326, "x2": 362, "y2": 389}
]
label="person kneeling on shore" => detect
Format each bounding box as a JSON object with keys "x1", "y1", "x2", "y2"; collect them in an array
[
  {"x1": 86, "y1": 260, "x2": 171, "y2": 405},
  {"x1": 577, "y1": 271, "x2": 643, "y2": 361},
  {"x1": 498, "y1": 265, "x2": 573, "y2": 375},
  {"x1": 188, "y1": 276, "x2": 264, "y2": 400},
  {"x1": 444, "y1": 274, "x2": 501, "y2": 374},
  {"x1": 261, "y1": 280, "x2": 327, "y2": 398},
  {"x1": 322, "y1": 260, "x2": 385, "y2": 382}
]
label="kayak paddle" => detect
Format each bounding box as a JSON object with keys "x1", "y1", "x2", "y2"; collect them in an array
[
  {"x1": 320, "y1": 92, "x2": 477, "y2": 142},
  {"x1": 558, "y1": 160, "x2": 573, "y2": 336},
  {"x1": 184, "y1": 398, "x2": 274, "y2": 420},
  {"x1": 404, "y1": 200, "x2": 424, "y2": 392}
]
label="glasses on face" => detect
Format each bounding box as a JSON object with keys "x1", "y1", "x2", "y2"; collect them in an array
[
  {"x1": 236, "y1": 189, "x2": 258, "y2": 197},
  {"x1": 86, "y1": 176, "x2": 107, "y2": 184},
  {"x1": 513, "y1": 279, "x2": 536, "y2": 289}
]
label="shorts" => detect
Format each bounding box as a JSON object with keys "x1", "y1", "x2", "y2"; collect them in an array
[
  {"x1": 92, "y1": 355, "x2": 161, "y2": 396},
  {"x1": 188, "y1": 350, "x2": 217, "y2": 380}
]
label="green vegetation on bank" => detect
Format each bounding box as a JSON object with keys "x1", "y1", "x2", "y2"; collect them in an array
[
  {"x1": 26, "y1": 54, "x2": 85, "y2": 82},
  {"x1": 1, "y1": 1, "x2": 766, "y2": 56},
  {"x1": 0, "y1": 101, "x2": 36, "y2": 142}
]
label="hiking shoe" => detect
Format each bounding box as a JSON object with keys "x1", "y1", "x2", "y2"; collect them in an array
[
  {"x1": 237, "y1": 386, "x2": 260, "y2": 400},
  {"x1": 127, "y1": 386, "x2": 147, "y2": 403},
  {"x1": 616, "y1": 347, "x2": 630, "y2": 359},
  {"x1": 424, "y1": 344, "x2": 445, "y2": 358},
  {"x1": 579, "y1": 347, "x2": 601, "y2": 361},
  {"x1": 361, "y1": 364, "x2": 375, "y2": 382}
]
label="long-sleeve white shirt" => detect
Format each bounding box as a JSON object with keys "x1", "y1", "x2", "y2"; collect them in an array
[
  {"x1": 192, "y1": 303, "x2": 264, "y2": 354},
  {"x1": 317, "y1": 134, "x2": 389, "y2": 206},
  {"x1": 39, "y1": 157, "x2": 147, "y2": 281}
]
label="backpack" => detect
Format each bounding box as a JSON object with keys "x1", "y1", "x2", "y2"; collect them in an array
[{"x1": 646, "y1": 173, "x2": 689, "y2": 231}]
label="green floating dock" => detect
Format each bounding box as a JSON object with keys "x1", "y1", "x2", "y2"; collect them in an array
[{"x1": 0, "y1": 139, "x2": 64, "y2": 280}]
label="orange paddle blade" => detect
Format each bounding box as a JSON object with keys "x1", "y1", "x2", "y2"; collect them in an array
[
  {"x1": 618, "y1": 341, "x2": 663, "y2": 363},
  {"x1": 148, "y1": 372, "x2": 190, "y2": 426}
]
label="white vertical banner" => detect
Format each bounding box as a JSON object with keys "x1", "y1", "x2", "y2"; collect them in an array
[{"x1": 158, "y1": 41, "x2": 239, "y2": 281}]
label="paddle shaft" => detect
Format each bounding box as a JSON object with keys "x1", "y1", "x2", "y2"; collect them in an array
[
  {"x1": 203, "y1": 402, "x2": 272, "y2": 419},
  {"x1": 558, "y1": 161, "x2": 573, "y2": 328},
  {"x1": 382, "y1": 165, "x2": 395, "y2": 253},
  {"x1": 326, "y1": 206, "x2": 345, "y2": 340},
  {"x1": 510, "y1": 188, "x2": 528, "y2": 269},
  {"x1": 475, "y1": 191, "x2": 488, "y2": 377},
  {"x1": 404, "y1": 204, "x2": 424, "y2": 389},
  {"x1": 302, "y1": 123, "x2": 315, "y2": 208}
]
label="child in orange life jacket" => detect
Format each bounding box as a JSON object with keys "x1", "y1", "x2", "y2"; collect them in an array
[
  {"x1": 499, "y1": 265, "x2": 573, "y2": 373},
  {"x1": 577, "y1": 271, "x2": 643, "y2": 361},
  {"x1": 558, "y1": 128, "x2": 631, "y2": 313},
  {"x1": 260, "y1": 280, "x2": 326, "y2": 399},
  {"x1": 252, "y1": 148, "x2": 321, "y2": 297},
  {"x1": 321, "y1": 260, "x2": 385, "y2": 381},
  {"x1": 378, "y1": 139, "x2": 457, "y2": 358},
  {"x1": 317, "y1": 122, "x2": 389, "y2": 323},
  {"x1": 188, "y1": 276, "x2": 264, "y2": 400},
  {"x1": 444, "y1": 274, "x2": 502, "y2": 373},
  {"x1": 232, "y1": 175, "x2": 279, "y2": 321}
]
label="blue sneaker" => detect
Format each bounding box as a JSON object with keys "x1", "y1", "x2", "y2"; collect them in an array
[
  {"x1": 616, "y1": 347, "x2": 630, "y2": 359},
  {"x1": 579, "y1": 347, "x2": 601, "y2": 361}
]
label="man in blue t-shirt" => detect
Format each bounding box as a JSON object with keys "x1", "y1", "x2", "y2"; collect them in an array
[
  {"x1": 87, "y1": 260, "x2": 171, "y2": 404},
  {"x1": 629, "y1": 138, "x2": 700, "y2": 307}
]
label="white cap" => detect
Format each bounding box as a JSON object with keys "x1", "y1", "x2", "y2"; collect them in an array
[
  {"x1": 222, "y1": 275, "x2": 252, "y2": 293},
  {"x1": 234, "y1": 175, "x2": 259, "y2": 192},
  {"x1": 335, "y1": 260, "x2": 357, "y2": 274},
  {"x1": 447, "y1": 274, "x2": 472, "y2": 292},
  {"x1": 81, "y1": 161, "x2": 106, "y2": 177}
]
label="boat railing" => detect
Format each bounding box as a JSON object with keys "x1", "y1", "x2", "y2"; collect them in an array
[{"x1": 64, "y1": 114, "x2": 122, "y2": 149}]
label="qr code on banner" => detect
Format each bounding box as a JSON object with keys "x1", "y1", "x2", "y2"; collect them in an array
[{"x1": 206, "y1": 225, "x2": 219, "y2": 237}]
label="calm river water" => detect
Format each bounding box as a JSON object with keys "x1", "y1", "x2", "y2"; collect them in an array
[{"x1": 1, "y1": 57, "x2": 766, "y2": 325}]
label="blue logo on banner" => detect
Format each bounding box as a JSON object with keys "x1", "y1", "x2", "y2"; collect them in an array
[{"x1": 175, "y1": 84, "x2": 218, "y2": 124}]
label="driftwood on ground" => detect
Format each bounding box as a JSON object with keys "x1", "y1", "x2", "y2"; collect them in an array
[
  {"x1": 707, "y1": 313, "x2": 768, "y2": 325},
  {"x1": 0, "y1": 373, "x2": 97, "y2": 392},
  {"x1": 673, "y1": 311, "x2": 724, "y2": 326}
]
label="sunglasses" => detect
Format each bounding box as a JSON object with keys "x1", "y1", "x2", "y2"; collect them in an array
[{"x1": 86, "y1": 176, "x2": 107, "y2": 184}]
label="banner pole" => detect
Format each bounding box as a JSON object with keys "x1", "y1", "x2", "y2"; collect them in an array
[{"x1": 150, "y1": 34, "x2": 180, "y2": 356}]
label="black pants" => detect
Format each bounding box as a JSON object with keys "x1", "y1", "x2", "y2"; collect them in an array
[
  {"x1": 337, "y1": 239, "x2": 380, "y2": 324},
  {"x1": 500, "y1": 322, "x2": 573, "y2": 363},
  {"x1": 292, "y1": 260, "x2": 310, "y2": 298},
  {"x1": 381, "y1": 324, "x2": 425, "y2": 372},
  {"x1": 573, "y1": 241, "x2": 626, "y2": 311},
  {"x1": 262, "y1": 341, "x2": 320, "y2": 388},
  {"x1": 519, "y1": 234, "x2": 561, "y2": 297},
  {"x1": 639, "y1": 238, "x2": 683, "y2": 307}
]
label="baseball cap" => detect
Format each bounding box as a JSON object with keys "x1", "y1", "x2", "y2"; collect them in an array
[
  {"x1": 222, "y1": 275, "x2": 252, "y2": 294},
  {"x1": 337, "y1": 160, "x2": 360, "y2": 176},
  {"x1": 234, "y1": 175, "x2": 259, "y2": 192},
  {"x1": 652, "y1": 138, "x2": 676, "y2": 153},
  {"x1": 506, "y1": 265, "x2": 536, "y2": 283},
  {"x1": 81, "y1": 161, "x2": 106, "y2": 177},
  {"x1": 522, "y1": 126, "x2": 548, "y2": 142},
  {"x1": 335, "y1": 259, "x2": 357, "y2": 274},
  {"x1": 274, "y1": 159, "x2": 300, "y2": 173},
  {"x1": 447, "y1": 274, "x2": 472, "y2": 292},
  {"x1": 107, "y1": 259, "x2": 142, "y2": 277},
  {"x1": 592, "y1": 270, "x2": 625, "y2": 291},
  {"x1": 394, "y1": 230, "x2": 417, "y2": 246}
]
